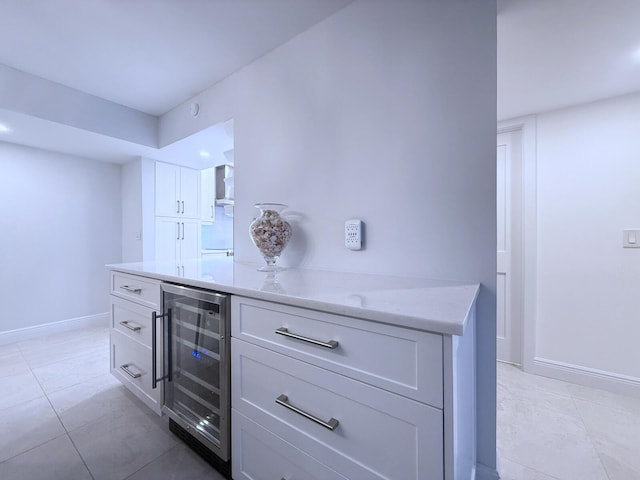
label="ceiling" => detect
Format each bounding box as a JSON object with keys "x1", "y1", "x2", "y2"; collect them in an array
[
  {"x1": 1, "y1": 1, "x2": 640, "y2": 163},
  {"x1": 0, "y1": 0, "x2": 352, "y2": 116},
  {"x1": 498, "y1": 0, "x2": 640, "y2": 120},
  {"x1": 0, "y1": 0, "x2": 352, "y2": 165}
]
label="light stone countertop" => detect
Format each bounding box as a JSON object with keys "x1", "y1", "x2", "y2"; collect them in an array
[{"x1": 108, "y1": 257, "x2": 479, "y2": 336}]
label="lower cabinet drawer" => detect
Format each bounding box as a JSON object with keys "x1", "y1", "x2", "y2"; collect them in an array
[
  {"x1": 111, "y1": 271, "x2": 161, "y2": 309},
  {"x1": 111, "y1": 329, "x2": 162, "y2": 414},
  {"x1": 232, "y1": 409, "x2": 348, "y2": 480},
  {"x1": 111, "y1": 295, "x2": 155, "y2": 348},
  {"x1": 232, "y1": 339, "x2": 444, "y2": 480},
  {"x1": 232, "y1": 296, "x2": 444, "y2": 407}
]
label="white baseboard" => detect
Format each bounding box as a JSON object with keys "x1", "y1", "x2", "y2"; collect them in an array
[
  {"x1": 0, "y1": 312, "x2": 109, "y2": 345},
  {"x1": 532, "y1": 357, "x2": 640, "y2": 399},
  {"x1": 475, "y1": 462, "x2": 500, "y2": 480}
]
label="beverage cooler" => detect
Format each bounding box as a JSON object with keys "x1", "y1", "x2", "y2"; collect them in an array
[{"x1": 155, "y1": 283, "x2": 231, "y2": 477}]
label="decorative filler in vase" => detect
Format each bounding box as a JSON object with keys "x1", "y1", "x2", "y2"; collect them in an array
[{"x1": 249, "y1": 203, "x2": 292, "y2": 271}]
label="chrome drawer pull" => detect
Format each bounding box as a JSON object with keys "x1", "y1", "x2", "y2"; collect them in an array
[
  {"x1": 119, "y1": 320, "x2": 141, "y2": 332},
  {"x1": 120, "y1": 363, "x2": 142, "y2": 379},
  {"x1": 275, "y1": 327, "x2": 338, "y2": 349},
  {"x1": 120, "y1": 285, "x2": 142, "y2": 294},
  {"x1": 275, "y1": 394, "x2": 339, "y2": 431}
]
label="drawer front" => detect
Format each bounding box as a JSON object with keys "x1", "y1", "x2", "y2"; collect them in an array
[
  {"x1": 232, "y1": 339, "x2": 444, "y2": 480},
  {"x1": 111, "y1": 296, "x2": 155, "y2": 348},
  {"x1": 111, "y1": 329, "x2": 161, "y2": 413},
  {"x1": 111, "y1": 271, "x2": 161, "y2": 309},
  {"x1": 232, "y1": 296, "x2": 443, "y2": 407},
  {"x1": 232, "y1": 410, "x2": 348, "y2": 480}
]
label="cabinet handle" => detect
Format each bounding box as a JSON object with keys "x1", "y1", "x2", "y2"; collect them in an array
[
  {"x1": 176, "y1": 222, "x2": 180, "y2": 240},
  {"x1": 211, "y1": 205, "x2": 214, "y2": 218},
  {"x1": 120, "y1": 363, "x2": 141, "y2": 379},
  {"x1": 275, "y1": 327, "x2": 339, "y2": 349},
  {"x1": 120, "y1": 285, "x2": 142, "y2": 294},
  {"x1": 181, "y1": 200, "x2": 184, "y2": 214},
  {"x1": 181, "y1": 222, "x2": 185, "y2": 240},
  {"x1": 177, "y1": 200, "x2": 180, "y2": 214},
  {"x1": 119, "y1": 320, "x2": 141, "y2": 332},
  {"x1": 275, "y1": 394, "x2": 339, "y2": 431}
]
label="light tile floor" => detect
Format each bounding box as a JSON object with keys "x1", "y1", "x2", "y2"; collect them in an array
[
  {"x1": 498, "y1": 362, "x2": 640, "y2": 480},
  {"x1": 0, "y1": 326, "x2": 224, "y2": 480},
  {"x1": 3, "y1": 327, "x2": 639, "y2": 480}
]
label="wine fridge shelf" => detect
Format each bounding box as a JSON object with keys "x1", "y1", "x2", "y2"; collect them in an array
[
  {"x1": 175, "y1": 318, "x2": 221, "y2": 340},
  {"x1": 175, "y1": 336, "x2": 220, "y2": 361},
  {"x1": 175, "y1": 367, "x2": 220, "y2": 395},
  {"x1": 175, "y1": 383, "x2": 220, "y2": 415}
]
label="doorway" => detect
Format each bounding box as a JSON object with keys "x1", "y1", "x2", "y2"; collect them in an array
[{"x1": 496, "y1": 129, "x2": 523, "y2": 365}]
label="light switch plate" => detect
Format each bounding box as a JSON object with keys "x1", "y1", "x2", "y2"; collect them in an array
[{"x1": 623, "y1": 229, "x2": 640, "y2": 248}]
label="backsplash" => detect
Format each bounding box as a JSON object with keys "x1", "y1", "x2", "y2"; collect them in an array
[{"x1": 201, "y1": 206, "x2": 233, "y2": 249}]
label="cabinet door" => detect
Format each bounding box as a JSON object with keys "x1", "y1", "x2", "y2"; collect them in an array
[
  {"x1": 155, "y1": 218, "x2": 180, "y2": 273},
  {"x1": 200, "y1": 167, "x2": 216, "y2": 223},
  {"x1": 180, "y1": 218, "x2": 200, "y2": 260},
  {"x1": 179, "y1": 219, "x2": 200, "y2": 278},
  {"x1": 179, "y1": 167, "x2": 200, "y2": 219},
  {"x1": 155, "y1": 162, "x2": 180, "y2": 217}
]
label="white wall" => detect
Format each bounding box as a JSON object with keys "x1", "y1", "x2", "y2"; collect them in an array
[
  {"x1": 160, "y1": 0, "x2": 497, "y2": 474},
  {"x1": 121, "y1": 156, "x2": 156, "y2": 263},
  {"x1": 534, "y1": 92, "x2": 640, "y2": 383},
  {"x1": 121, "y1": 159, "x2": 143, "y2": 262},
  {"x1": 0, "y1": 141, "x2": 121, "y2": 332}
]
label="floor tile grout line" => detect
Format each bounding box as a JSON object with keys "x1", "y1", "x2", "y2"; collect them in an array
[
  {"x1": 0, "y1": 341, "x2": 71, "y2": 467},
  {"x1": 498, "y1": 453, "x2": 563, "y2": 480},
  {"x1": 498, "y1": 364, "x2": 609, "y2": 480},
  {"x1": 21, "y1": 327, "x2": 170, "y2": 480},
  {"x1": 0, "y1": 432, "x2": 70, "y2": 467},
  {"x1": 26, "y1": 344, "x2": 98, "y2": 480},
  {"x1": 567, "y1": 392, "x2": 615, "y2": 480}
]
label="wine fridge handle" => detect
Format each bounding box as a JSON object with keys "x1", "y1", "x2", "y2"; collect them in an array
[{"x1": 152, "y1": 311, "x2": 168, "y2": 389}]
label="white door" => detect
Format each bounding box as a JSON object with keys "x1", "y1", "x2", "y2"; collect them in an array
[
  {"x1": 180, "y1": 219, "x2": 201, "y2": 278},
  {"x1": 179, "y1": 167, "x2": 201, "y2": 219},
  {"x1": 200, "y1": 167, "x2": 216, "y2": 223},
  {"x1": 155, "y1": 162, "x2": 180, "y2": 217},
  {"x1": 155, "y1": 218, "x2": 180, "y2": 274},
  {"x1": 497, "y1": 131, "x2": 522, "y2": 364}
]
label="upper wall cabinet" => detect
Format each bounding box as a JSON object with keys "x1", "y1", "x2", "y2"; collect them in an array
[
  {"x1": 155, "y1": 162, "x2": 200, "y2": 219},
  {"x1": 200, "y1": 167, "x2": 216, "y2": 223}
]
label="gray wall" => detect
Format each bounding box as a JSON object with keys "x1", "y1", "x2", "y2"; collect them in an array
[
  {"x1": 0, "y1": 141, "x2": 121, "y2": 332},
  {"x1": 160, "y1": 0, "x2": 497, "y2": 473}
]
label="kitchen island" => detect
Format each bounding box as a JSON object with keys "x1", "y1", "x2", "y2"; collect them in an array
[{"x1": 108, "y1": 257, "x2": 480, "y2": 480}]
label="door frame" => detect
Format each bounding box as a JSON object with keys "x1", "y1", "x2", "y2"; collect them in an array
[{"x1": 497, "y1": 115, "x2": 537, "y2": 372}]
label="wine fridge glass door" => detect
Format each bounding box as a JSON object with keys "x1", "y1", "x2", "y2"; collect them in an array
[{"x1": 162, "y1": 287, "x2": 229, "y2": 456}]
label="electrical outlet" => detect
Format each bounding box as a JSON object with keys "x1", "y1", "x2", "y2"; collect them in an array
[{"x1": 345, "y1": 219, "x2": 363, "y2": 250}]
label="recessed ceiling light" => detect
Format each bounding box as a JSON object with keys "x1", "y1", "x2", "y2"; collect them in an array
[
  {"x1": 0, "y1": 123, "x2": 11, "y2": 133},
  {"x1": 199, "y1": 150, "x2": 211, "y2": 158}
]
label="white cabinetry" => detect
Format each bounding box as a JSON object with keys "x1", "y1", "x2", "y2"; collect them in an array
[
  {"x1": 155, "y1": 161, "x2": 201, "y2": 275},
  {"x1": 155, "y1": 217, "x2": 200, "y2": 277},
  {"x1": 200, "y1": 167, "x2": 216, "y2": 223},
  {"x1": 109, "y1": 271, "x2": 163, "y2": 414},
  {"x1": 155, "y1": 161, "x2": 200, "y2": 219},
  {"x1": 231, "y1": 296, "x2": 476, "y2": 480}
]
